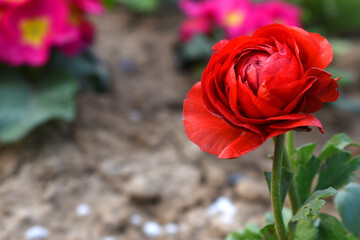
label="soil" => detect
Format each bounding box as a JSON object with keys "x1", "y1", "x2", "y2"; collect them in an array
[{"x1": 0, "y1": 8, "x2": 360, "y2": 240}]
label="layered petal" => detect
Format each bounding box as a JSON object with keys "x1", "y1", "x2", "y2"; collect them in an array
[{"x1": 183, "y1": 82, "x2": 246, "y2": 156}]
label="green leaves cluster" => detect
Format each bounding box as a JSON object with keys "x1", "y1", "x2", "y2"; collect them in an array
[
  {"x1": 286, "y1": 0, "x2": 360, "y2": 36},
  {"x1": 117, "y1": 0, "x2": 177, "y2": 13},
  {"x1": 227, "y1": 133, "x2": 360, "y2": 240},
  {"x1": 0, "y1": 50, "x2": 108, "y2": 144}
]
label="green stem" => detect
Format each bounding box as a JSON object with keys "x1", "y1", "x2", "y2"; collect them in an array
[
  {"x1": 271, "y1": 134, "x2": 287, "y2": 240},
  {"x1": 284, "y1": 131, "x2": 301, "y2": 215},
  {"x1": 286, "y1": 131, "x2": 295, "y2": 165},
  {"x1": 283, "y1": 150, "x2": 301, "y2": 216}
]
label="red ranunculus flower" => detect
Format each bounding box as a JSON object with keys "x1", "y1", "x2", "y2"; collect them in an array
[{"x1": 183, "y1": 24, "x2": 339, "y2": 159}]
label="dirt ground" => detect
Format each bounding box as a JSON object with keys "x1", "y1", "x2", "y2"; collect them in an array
[{"x1": 0, "y1": 8, "x2": 360, "y2": 240}]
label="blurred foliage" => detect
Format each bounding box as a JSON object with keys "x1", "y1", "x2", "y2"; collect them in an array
[
  {"x1": 286, "y1": 0, "x2": 360, "y2": 36},
  {"x1": 103, "y1": 0, "x2": 117, "y2": 8},
  {"x1": 178, "y1": 30, "x2": 225, "y2": 67},
  {"x1": 0, "y1": 68, "x2": 78, "y2": 143},
  {"x1": 227, "y1": 133, "x2": 360, "y2": 240},
  {"x1": 118, "y1": 0, "x2": 177, "y2": 13},
  {"x1": 0, "y1": 50, "x2": 109, "y2": 144}
]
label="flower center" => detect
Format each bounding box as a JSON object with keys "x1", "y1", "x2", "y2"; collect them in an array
[
  {"x1": 20, "y1": 17, "x2": 50, "y2": 48},
  {"x1": 224, "y1": 11, "x2": 244, "y2": 27}
]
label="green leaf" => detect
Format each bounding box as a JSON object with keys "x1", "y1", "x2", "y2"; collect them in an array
[
  {"x1": 0, "y1": 68, "x2": 78, "y2": 143},
  {"x1": 294, "y1": 143, "x2": 317, "y2": 167},
  {"x1": 103, "y1": 0, "x2": 117, "y2": 8},
  {"x1": 265, "y1": 208, "x2": 292, "y2": 228},
  {"x1": 291, "y1": 188, "x2": 337, "y2": 222},
  {"x1": 120, "y1": 0, "x2": 158, "y2": 13},
  {"x1": 317, "y1": 214, "x2": 352, "y2": 240},
  {"x1": 335, "y1": 183, "x2": 360, "y2": 237},
  {"x1": 296, "y1": 156, "x2": 321, "y2": 204},
  {"x1": 260, "y1": 224, "x2": 277, "y2": 240},
  {"x1": 226, "y1": 223, "x2": 261, "y2": 240},
  {"x1": 294, "y1": 218, "x2": 318, "y2": 240},
  {"x1": 181, "y1": 34, "x2": 214, "y2": 62},
  {"x1": 298, "y1": 0, "x2": 360, "y2": 36},
  {"x1": 51, "y1": 50, "x2": 110, "y2": 92},
  {"x1": 264, "y1": 168, "x2": 293, "y2": 208},
  {"x1": 326, "y1": 67, "x2": 356, "y2": 86},
  {"x1": 315, "y1": 152, "x2": 360, "y2": 190},
  {"x1": 319, "y1": 133, "x2": 359, "y2": 162}
]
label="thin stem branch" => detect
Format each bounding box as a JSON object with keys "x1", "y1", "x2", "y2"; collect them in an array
[
  {"x1": 286, "y1": 131, "x2": 295, "y2": 167},
  {"x1": 271, "y1": 134, "x2": 287, "y2": 240},
  {"x1": 283, "y1": 150, "x2": 301, "y2": 215}
]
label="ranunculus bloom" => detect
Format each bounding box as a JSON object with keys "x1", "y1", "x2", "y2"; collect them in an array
[{"x1": 183, "y1": 24, "x2": 339, "y2": 159}]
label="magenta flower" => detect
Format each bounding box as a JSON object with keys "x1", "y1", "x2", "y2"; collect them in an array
[
  {"x1": 0, "y1": 0, "x2": 70, "y2": 66},
  {"x1": 255, "y1": 1, "x2": 302, "y2": 28},
  {"x1": 178, "y1": 0, "x2": 214, "y2": 19},
  {"x1": 210, "y1": 0, "x2": 255, "y2": 39},
  {"x1": 0, "y1": 0, "x2": 30, "y2": 6},
  {"x1": 58, "y1": 0, "x2": 103, "y2": 56},
  {"x1": 60, "y1": 20, "x2": 95, "y2": 56},
  {"x1": 178, "y1": 0, "x2": 302, "y2": 41},
  {"x1": 0, "y1": 0, "x2": 103, "y2": 66}
]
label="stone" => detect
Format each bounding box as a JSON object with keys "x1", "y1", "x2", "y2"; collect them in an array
[{"x1": 235, "y1": 178, "x2": 270, "y2": 203}]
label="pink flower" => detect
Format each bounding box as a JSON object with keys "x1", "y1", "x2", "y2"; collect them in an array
[
  {"x1": 180, "y1": 17, "x2": 212, "y2": 42},
  {"x1": 60, "y1": 20, "x2": 95, "y2": 56},
  {"x1": 178, "y1": 0, "x2": 214, "y2": 19},
  {"x1": 255, "y1": 1, "x2": 302, "y2": 28},
  {"x1": 0, "y1": 0, "x2": 70, "y2": 66},
  {"x1": 58, "y1": 0, "x2": 103, "y2": 56},
  {"x1": 210, "y1": 0, "x2": 257, "y2": 39},
  {"x1": 0, "y1": 0, "x2": 103, "y2": 66},
  {"x1": 0, "y1": 0, "x2": 30, "y2": 6}
]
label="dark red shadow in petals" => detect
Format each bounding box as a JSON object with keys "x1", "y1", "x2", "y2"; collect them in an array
[
  {"x1": 269, "y1": 114, "x2": 324, "y2": 133},
  {"x1": 268, "y1": 77, "x2": 314, "y2": 106},
  {"x1": 281, "y1": 78, "x2": 317, "y2": 114},
  {"x1": 319, "y1": 78, "x2": 339, "y2": 102},
  {"x1": 299, "y1": 95, "x2": 323, "y2": 113},
  {"x1": 184, "y1": 82, "x2": 245, "y2": 156}
]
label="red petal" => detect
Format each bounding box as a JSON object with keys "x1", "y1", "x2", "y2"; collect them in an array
[
  {"x1": 269, "y1": 114, "x2": 324, "y2": 133},
  {"x1": 309, "y1": 32, "x2": 333, "y2": 69},
  {"x1": 183, "y1": 82, "x2": 245, "y2": 156},
  {"x1": 253, "y1": 24, "x2": 333, "y2": 70},
  {"x1": 218, "y1": 132, "x2": 264, "y2": 159},
  {"x1": 299, "y1": 95, "x2": 323, "y2": 113},
  {"x1": 212, "y1": 40, "x2": 229, "y2": 53}
]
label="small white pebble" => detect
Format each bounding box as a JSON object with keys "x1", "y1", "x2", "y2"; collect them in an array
[
  {"x1": 143, "y1": 222, "x2": 163, "y2": 238},
  {"x1": 101, "y1": 236, "x2": 117, "y2": 240},
  {"x1": 164, "y1": 223, "x2": 178, "y2": 235},
  {"x1": 129, "y1": 110, "x2": 143, "y2": 122},
  {"x1": 76, "y1": 203, "x2": 91, "y2": 217},
  {"x1": 206, "y1": 196, "x2": 238, "y2": 223},
  {"x1": 24, "y1": 225, "x2": 50, "y2": 240},
  {"x1": 129, "y1": 213, "x2": 143, "y2": 226}
]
